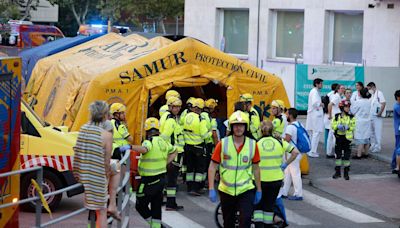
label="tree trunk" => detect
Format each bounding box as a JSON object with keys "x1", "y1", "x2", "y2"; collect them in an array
[
  {"x1": 158, "y1": 18, "x2": 166, "y2": 34},
  {"x1": 81, "y1": 0, "x2": 89, "y2": 25},
  {"x1": 70, "y1": 3, "x2": 82, "y2": 25},
  {"x1": 20, "y1": 0, "x2": 34, "y2": 20}
]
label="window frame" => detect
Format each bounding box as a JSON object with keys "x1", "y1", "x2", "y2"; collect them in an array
[
  {"x1": 327, "y1": 10, "x2": 364, "y2": 65},
  {"x1": 218, "y1": 8, "x2": 250, "y2": 60},
  {"x1": 268, "y1": 9, "x2": 304, "y2": 62}
]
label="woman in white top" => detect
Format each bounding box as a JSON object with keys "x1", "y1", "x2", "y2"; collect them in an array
[
  {"x1": 350, "y1": 88, "x2": 372, "y2": 159},
  {"x1": 350, "y1": 81, "x2": 364, "y2": 104}
]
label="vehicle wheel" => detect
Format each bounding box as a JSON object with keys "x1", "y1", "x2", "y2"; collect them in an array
[
  {"x1": 214, "y1": 202, "x2": 223, "y2": 228},
  {"x1": 20, "y1": 170, "x2": 63, "y2": 212}
]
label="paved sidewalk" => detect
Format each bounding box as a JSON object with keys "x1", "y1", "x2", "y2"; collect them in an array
[
  {"x1": 312, "y1": 174, "x2": 400, "y2": 221},
  {"x1": 299, "y1": 116, "x2": 396, "y2": 165}
]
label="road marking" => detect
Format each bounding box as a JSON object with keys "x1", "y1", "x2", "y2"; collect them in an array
[
  {"x1": 162, "y1": 210, "x2": 205, "y2": 228},
  {"x1": 303, "y1": 190, "x2": 384, "y2": 223},
  {"x1": 130, "y1": 194, "x2": 205, "y2": 228},
  {"x1": 285, "y1": 209, "x2": 321, "y2": 225},
  {"x1": 186, "y1": 195, "x2": 216, "y2": 212}
]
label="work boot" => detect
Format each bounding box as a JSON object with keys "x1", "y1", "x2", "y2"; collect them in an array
[
  {"x1": 344, "y1": 167, "x2": 350, "y2": 180},
  {"x1": 332, "y1": 166, "x2": 341, "y2": 179}
]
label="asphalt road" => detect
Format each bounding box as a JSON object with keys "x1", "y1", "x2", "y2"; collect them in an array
[{"x1": 19, "y1": 153, "x2": 399, "y2": 228}]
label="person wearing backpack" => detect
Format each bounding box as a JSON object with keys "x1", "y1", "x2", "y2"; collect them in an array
[
  {"x1": 280, "y1": 108, "x2": 308, "y2": 201},
  {"x1": 331, "y1": 100, "x2": 356, "y2": 180}
]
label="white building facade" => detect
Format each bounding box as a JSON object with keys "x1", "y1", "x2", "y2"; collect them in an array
[
  {"x1": 184, "y1": 0, "x2": 400, "y2": 105},
  {"x1": 27, "y1": 0, "x2": 58, "y2": 23}
]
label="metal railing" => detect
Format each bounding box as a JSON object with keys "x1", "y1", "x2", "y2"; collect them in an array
[{"x1": 0, "y1": 151, "x2": 132, "y2": 228}]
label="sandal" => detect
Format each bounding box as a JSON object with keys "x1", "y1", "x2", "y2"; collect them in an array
[
  {"x1": 352, "y1": 155, "x2": 362, "y2": 159},
  {"x1": 362, "y1": 154, "x2": 370, "y2": 159},
  {"x1": 107, "y1": 210, "x2": 122, "y2": 221}
]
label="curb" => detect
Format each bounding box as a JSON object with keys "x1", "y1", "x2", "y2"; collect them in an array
[{"x1": 369, "y1": 153, "x2": 392, "y2": 164}]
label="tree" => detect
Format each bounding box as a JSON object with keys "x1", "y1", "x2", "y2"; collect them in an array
[
  {"x1": 49, "y1": 0, "x2": 98, "y2": 26},
  {"x1": 0, "y1": 2, "x2": 20, "y2": 20},
  {"x1": 127, "y1": 0, "x2": 184, "y2": 34}
]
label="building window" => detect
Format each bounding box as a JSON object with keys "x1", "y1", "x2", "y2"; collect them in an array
[
  {"x1": 275, "y1": 11, "x2": 304, "y2": 58},
  {"x1": 332, "y1": 12, "x2": 363, "y2": 63},
  {"x1": 222, "y1": 10, "x2": 249, "y2": 55}
]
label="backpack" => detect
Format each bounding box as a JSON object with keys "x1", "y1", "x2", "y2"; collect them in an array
[{"x1": 290, "y1": 122, "x2": 311, "y2": 153}]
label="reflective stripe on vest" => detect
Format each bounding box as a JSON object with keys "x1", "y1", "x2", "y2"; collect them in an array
[
  {"x1": 258, "y1": 137, "x2": 285, "y2": 182},
  {"x1": 218, "y1": 136, "x2": 255, "y2": 196},
  {"x1": 138, "y1": 137, "x2": 168, "y2": 176},
  {"x1": 183, "y1": 112, "x2": 203, "y2": 145}
]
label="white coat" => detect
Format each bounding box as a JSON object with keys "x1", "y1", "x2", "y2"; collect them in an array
[
  {"x1": 351, "y1": 98, "x2": 371, "y2": 140},
  {"x1": 306, "y1": 87, "x2": 324, "y2": 132}
]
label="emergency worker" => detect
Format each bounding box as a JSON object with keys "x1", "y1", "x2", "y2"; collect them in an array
[
  {"x1": 179, "y1": 97, "x2": 195, "y2": 178},
  {"x1": 271, "y1": 100, "x2": 287, "y2": 137},
  {"x1": 331, "y1": 100, "x2": 356, "y2": 180},
  {"x1": 183, "y1": 98, "x2": 211, "y2": 195},
  {"x1": 208, "y1": 111, "x2": 262, "y2": 228},
  {"x1": 180, "y1": 97, "x2": 196, "y2": 126},
  {"x1": 159, "y1": 90, "x2": 180, "y2": 118},
  {"x1": 132, "y1": 118, "x2": 177, "y2": 228},
  {"x1": 109, "y1": 103, "x2": 133, "y2": 159},
  {"x1": 254, "y1": 121, "x2": 299, "y2": 227},
  {"x1": 240, "y1": 93, "x2": 262, "y2": 140},
  {"x1": 159, "y1": 96, "x2": 184, "y2": 210},
  {"x1": 201, "y1": 99, "x2": 219, "y2": 184}
]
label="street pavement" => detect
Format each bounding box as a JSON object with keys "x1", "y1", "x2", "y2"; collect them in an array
[{"x1": 19, "y1": 117, "x2": 400, "y2": 227}]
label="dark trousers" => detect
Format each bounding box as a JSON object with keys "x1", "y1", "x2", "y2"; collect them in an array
[
  {"x1": 136, "y1": 174, "x2": 166, "y2": 223},
  {"x1": 219, "y1": 190, "x2": 255, "y2": 228},
  {"x1": 391, "y1": 135, "x2": 400, "y2": 169},
  {"x1": 166, "y1": 153, "x2": 182, "y2": 207},
  {"x1": 335, "y1": 135, "x2": 351, "y2": 166},
  {"x1": 185, "y1": 144, "x2": 206, "y2": 192},
  {"x1": 254, "y1": 180, "x2": 282, "y2": 228}
]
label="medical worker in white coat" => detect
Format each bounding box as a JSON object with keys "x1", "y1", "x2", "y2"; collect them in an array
[
  {"x1": 306, "y1": 78, "x2": 324, "y2": 158},
  {"x1": 350, "y1": 88, "x2": 372, "y2": 158},
  {"x1": 366, "y1": 82, "x2": 386, "y2": 153}
]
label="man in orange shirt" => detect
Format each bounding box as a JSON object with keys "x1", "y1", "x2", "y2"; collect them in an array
[{"x1": 208, "y1": 111, "x2": 262, "y2": 228}]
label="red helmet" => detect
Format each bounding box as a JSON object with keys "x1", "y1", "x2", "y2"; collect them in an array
[{"x1": 339, "y1": 100, "x2": 351, "y2": 109}]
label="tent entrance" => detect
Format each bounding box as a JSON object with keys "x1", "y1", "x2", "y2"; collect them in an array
[{"x1": 147, "y1": 81, "x2": 228, "y2": 120}]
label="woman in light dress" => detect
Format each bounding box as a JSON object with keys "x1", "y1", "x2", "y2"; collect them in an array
[{"x1": 350, "y1": 88, "x2": 372, "y2": 159}]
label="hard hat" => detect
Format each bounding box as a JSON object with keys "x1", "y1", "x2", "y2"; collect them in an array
[
  {"x1": 144, "y1": 117, "x2": 159, "y2": 131},
  {"x1": 165, "y1": 90, "x2": 180, "y2": 100},
  {"x1": 110, "y1": 103, "x2": 126, "y2": 114},
  {"x1": 271, "y1": 100, "x2": 285, "y2": 109},
  {"x1": 339, "y1": 100, "x2": 351, "y2": 109},
  {"x1": 167, "y1": 96, "x2": 182, "y2": 106},
  {"x1": 193, "y1": 98, "x2": 205, "y2": 109},
  {"x1": 187, "y1": 97, "x2": 196, "y2": 105},
  {"x1": 205, "y1": 99, "x2": 218, "y2": 109},
  {"x1": 239, "y1": 93, "x2": 253, "y2": 102},
  {"x1": 229, "y1": 111, "x2": 249, "y2": 129},
  {"x1": 159, "y1": 105, "x2": 168, "y2": 117}
]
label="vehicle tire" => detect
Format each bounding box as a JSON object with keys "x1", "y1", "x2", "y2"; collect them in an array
[
  {"x1": 20, "y1": 170, "x2": 63, "y2": 212},
  {"x1": 214, "y1": 202, "x2": 223, "y2": 228}
]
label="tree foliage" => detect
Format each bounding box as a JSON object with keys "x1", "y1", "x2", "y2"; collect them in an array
[
  {"x1": 0, "y1": 0, "x2": 40, "y2": 21},
  {"x1": 48, "y1": 0, "x2": 99, "y2": 25},
  {"x1": 127, "y1": 0, "x2": 184, "y2": 33}
]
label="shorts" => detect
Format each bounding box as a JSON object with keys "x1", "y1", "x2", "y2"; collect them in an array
[{"x1": 354, "y1": 138, "x2": 370, "y2": 145}]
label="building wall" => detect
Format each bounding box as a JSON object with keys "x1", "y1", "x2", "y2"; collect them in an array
[
  {"x1": 184, "y1": 0, "x2": 400, "y2": 106},
  {"x1": 185, "y1": 0, "x2": 400, "y2": 67},
  {"x1": 29, "y1": 0, "x2": 58, "y2": 23}
]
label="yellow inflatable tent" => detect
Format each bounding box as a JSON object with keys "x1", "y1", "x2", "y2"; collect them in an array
[{"x1": 26, "y1": 33, "x2": 290, "y2": 143}]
